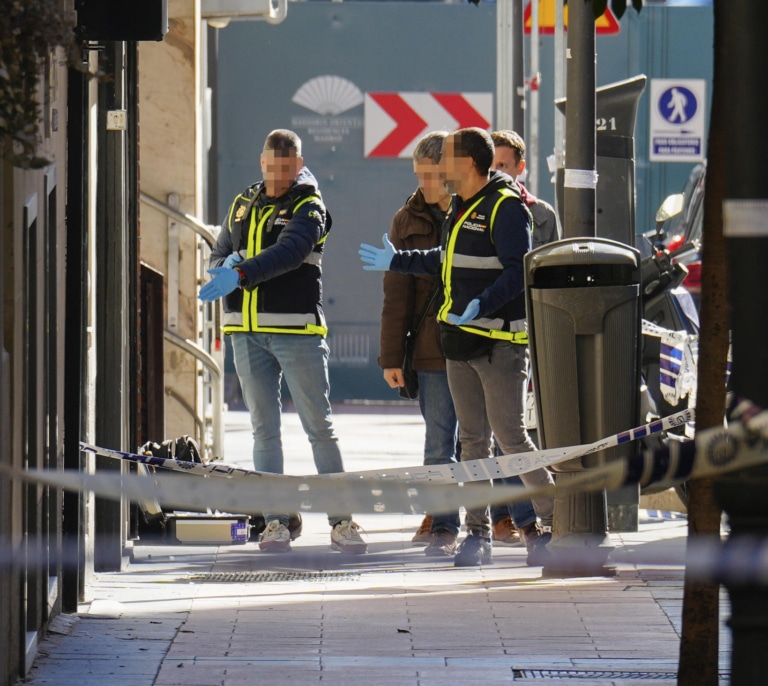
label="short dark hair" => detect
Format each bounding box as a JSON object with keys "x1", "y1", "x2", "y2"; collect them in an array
[
  {"x1": 491, "y1": 130, "x2": 526, "y2": 165},
  {"x1": 412, "y1": 130, "x2": 448, "y2": 164},
  {"x1": 451, "y1": 127, "x2": 494, "y2": 176},
  {"x1": 263, "y1": 129, "x2": 302, "y2": 156}
]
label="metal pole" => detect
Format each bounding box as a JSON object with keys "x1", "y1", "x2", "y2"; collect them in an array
[
  {"x1": 562, "y1": 0, "x2": 596, "y2": 239},
  {"x1": 553, "y1": 0, "x2": 565, "y2": 222},
  {"x1": 94, "y1": 41, "x2": 129, "y2": 572},
  {"x1": 511, "y1": 0, "x2": 525, "y2": 136},
  {"x1": 528, "y1": 0, "x2": 540, "y2": 195},
  {"x1": 496, "y1": 0, "x2": 514, "y2": 130},
  {"x1": 542, "y1": 0, "x2": 613, "y2": 579}
]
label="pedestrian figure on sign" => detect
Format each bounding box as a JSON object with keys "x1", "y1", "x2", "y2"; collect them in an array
[{"x1": 667, "y1": 88, "x2": 688, "y2": 123}]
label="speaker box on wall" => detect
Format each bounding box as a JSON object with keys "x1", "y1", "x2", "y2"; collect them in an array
[{"x1": 76, "y1": 0, "x2": 169, "y2": 42}]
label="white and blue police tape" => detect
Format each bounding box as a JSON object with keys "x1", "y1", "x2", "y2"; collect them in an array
[
  {"x1": 3, "y1": 408, "x2": 766, "y2": 517},
  {"x1": 642, "y1": 319, "x2": 699, "y2": 409},
  {"x1": 79, "y1": 408, "x2": 695, "y2": 486},
  {"x1": 2, "y1": 417, "x2": 766, "y2": 516}
]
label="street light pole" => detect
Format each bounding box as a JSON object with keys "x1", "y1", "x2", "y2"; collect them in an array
[{"x1": 562, "y1": 0, "x2": 596, "y2": 240}]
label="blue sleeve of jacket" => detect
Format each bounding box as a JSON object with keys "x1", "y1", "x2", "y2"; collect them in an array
[
  {"x1": 390, "y1": 246, "x2": 442, "y2": 276},
  {"x1": 238, "y1": 199, "x2": 325, "y2": 288},
  {"x1": 476, "y1": 199, "x2": 531, "y2": 315}
]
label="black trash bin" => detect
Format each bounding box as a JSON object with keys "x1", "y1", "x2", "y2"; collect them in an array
[{"x1": 525, "y1": 238, "x2": 642, "y2": 534}]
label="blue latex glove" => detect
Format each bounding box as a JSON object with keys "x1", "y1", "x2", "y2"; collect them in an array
[
  {"x1": 359, "y1": 233, "x2": 396, "y2": 271},
  {"x1": 222, "y1": 252, "x2": 243, "y2": 269},
  {"x1": 447, "y1": 299, "x2": 480, "y2": 326},
  {"x1": 199, "y1": 267, "x2": 240, "y2": 302}
]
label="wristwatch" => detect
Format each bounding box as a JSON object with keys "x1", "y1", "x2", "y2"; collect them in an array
[{"x1": 235, "y1": 267, "x2": 247, "y2": 289}]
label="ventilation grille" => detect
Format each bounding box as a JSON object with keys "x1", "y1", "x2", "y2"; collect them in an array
[
  {"x1": 185, "y1": 571, "x2": 360, "y2": 583},
  {"x1": 514, "y1": 670, "x2": 729, "y2": 681}
]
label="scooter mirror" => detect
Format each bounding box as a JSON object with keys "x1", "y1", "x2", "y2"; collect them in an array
[{"x1": 655, "y1": 193, "x2": 685, "y2": 224}]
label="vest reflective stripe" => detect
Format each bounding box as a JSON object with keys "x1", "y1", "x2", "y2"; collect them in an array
[
  {"x1": 439, "y1": 186, "x2": 529, "y2": 345},
  {"x1": 450, "y1": 254, "x2": 503, "y2": 270},
  {"x1": 489, "y1": 189, "x2": 517, "y2": 231},
  {"x1": 257, "y1": 313, "x2": 319, "y2": 327},
  {"x1": 438, "y1": 196, "x2": 486, "y2": 322},
  {"x1": 223, "y1": 311, "x2": 327, "y2": 336},
  {"x1": 227, "y1": 193, "x2": 326, "y2": 336},
  {"x1": 465, "y1": 316, "x2": 526, "y2": 332},
  {"x1": 457, "y1": 325, "x2": 529, "y2": 345}
]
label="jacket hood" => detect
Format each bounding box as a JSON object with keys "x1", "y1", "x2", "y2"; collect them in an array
[
  {"x1": 454, "y1": 170, "x2": 520, "y2": 211},
  {"x1": 292, "y1": 166, "x2": 320, "y2": 195},
  {"x1": 486, "y1": 170, "x2": 520, "y2": 194},
  {"x1": 251, "y1": 165, "x2": 320, "y2": 201}
]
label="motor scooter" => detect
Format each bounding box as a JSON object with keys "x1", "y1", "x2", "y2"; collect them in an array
[
  {"x1": 640, "y1": 193, "x2": 701, "y2": 427},
  {"x1": 639, "y1": 193, "x2": 702, "y2": 506}
]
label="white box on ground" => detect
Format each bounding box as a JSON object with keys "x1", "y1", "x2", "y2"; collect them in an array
[{"x1": 166, "y1": 513, "x2": 251, "y2": 544}]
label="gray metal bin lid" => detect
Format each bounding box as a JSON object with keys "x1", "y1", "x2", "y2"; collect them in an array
[
  {"x1": 525, "y1": 238, "x2": 640, "y2": 289},
  {"x1": 525, "y1": 237, "x2": 640, "y2": 271}
]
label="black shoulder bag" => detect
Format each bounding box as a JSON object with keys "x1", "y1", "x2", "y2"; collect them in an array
[{"x1": 399, "y1": 282, "x2": 440, "y2": 400}]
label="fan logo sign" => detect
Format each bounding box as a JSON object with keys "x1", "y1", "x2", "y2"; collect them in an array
[
  {"x1": 290, "y1": 75, "x2": 364, "y2": 145},
  {"x1": 364, "y1": 92, "x2": 493, "y2": 159}
]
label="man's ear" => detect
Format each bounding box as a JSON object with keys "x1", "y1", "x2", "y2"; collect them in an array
[
  {"x1": 295, "y1": 156, "x2": 304, "y2": 173},
  {"x1": 260, "y1": 154, "x2": 266, "y2": 174},
  {"x1": 517, "y1": 159, "x2": 526, "y2": 178}
]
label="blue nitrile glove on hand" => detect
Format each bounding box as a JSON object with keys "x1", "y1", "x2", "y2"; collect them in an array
[
  {"x1": 222, "y1": 252, "x2": 243, "y2": 269},
  {"x1": 447, "y1": 299, "x2": 480, "y2": 326},
  {"x1": 359, "y1": 233, "x2": 396, "y2": 271},
  {"x1": 199, "y1": 267, "x2": 240, "y2": 302}
]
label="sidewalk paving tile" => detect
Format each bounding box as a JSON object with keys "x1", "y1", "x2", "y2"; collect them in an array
[{"x1": 20, "y1": 409, "x2": 735, "y2": 686}]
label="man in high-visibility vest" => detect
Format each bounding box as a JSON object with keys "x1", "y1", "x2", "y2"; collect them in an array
[
  {"x1": 360, "y1": 127, "x2": 553, "y2": 567},
  {"x1": 488, "y1": 129, "x2": 562, "y2": 548},
  {"x1": 200, "y1": 129, "x2": 367, "y2": 555}
]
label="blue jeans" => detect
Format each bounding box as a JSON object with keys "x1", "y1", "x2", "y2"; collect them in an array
[
  {"x1": 417, "y1": 370, "x2": 460, "y2": 537},
  {"x1": 447, "y1": 342, "x2": 554, "y2": 538},
  {"x1": 231, "y1": 332, "x2": 347, "y2": 526}
]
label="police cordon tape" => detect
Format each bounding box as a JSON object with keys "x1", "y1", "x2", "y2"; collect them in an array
[
  {"x1": 1, "y1": 409, "x2": 767, "y2": 517},
  {"x1": 76, "y1": 409, "x2": 695, "y2": 485}
]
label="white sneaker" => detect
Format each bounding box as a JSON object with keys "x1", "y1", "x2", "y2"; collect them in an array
[
  {"x1": 331, "y1": 520, "x2": 368, "y2": 554},
  {"x1": 259, "y1": 520, "x2": 291, "y2": 551}
]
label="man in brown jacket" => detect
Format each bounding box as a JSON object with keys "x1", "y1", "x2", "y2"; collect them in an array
[{"x1": 378, "y1": 131, "x2": 461, "y2": 556}]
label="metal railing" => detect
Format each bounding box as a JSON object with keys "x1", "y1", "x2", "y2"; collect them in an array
[{"x1": 140, "y1": 192, "x2": 224, "y2": 460}]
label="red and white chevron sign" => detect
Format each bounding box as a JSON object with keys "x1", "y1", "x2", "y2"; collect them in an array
[{"x1": 364, "y1": 92, "x2": 493, "y2": 159}]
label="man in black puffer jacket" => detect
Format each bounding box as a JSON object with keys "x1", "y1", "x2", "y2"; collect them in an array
[{"x1": 200, "y1": 129, "x2": 366, "y2": 555}]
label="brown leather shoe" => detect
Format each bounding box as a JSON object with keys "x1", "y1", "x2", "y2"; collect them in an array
[
  {"x1": 492, "y1": 515, "x2": 523, "y2": 547},
  {"x1": 424, "y1": 529, "x2": 458, "y2": 557},
  {"x1": 411, "y1": 514, "x2": 433, "y2": 546}
]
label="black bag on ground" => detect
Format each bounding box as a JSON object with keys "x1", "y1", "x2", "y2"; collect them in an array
[
  {"x1": 135, "y1": 435, "x2": 204, "y2": 535},
  {"x1": 139, "y1": 435, "x2": 203, "y2": 465}
]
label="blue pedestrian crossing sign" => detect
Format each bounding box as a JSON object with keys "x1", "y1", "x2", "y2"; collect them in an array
[{"x1": 649, "y1": 79, "x2": 707, "y2": 162}]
